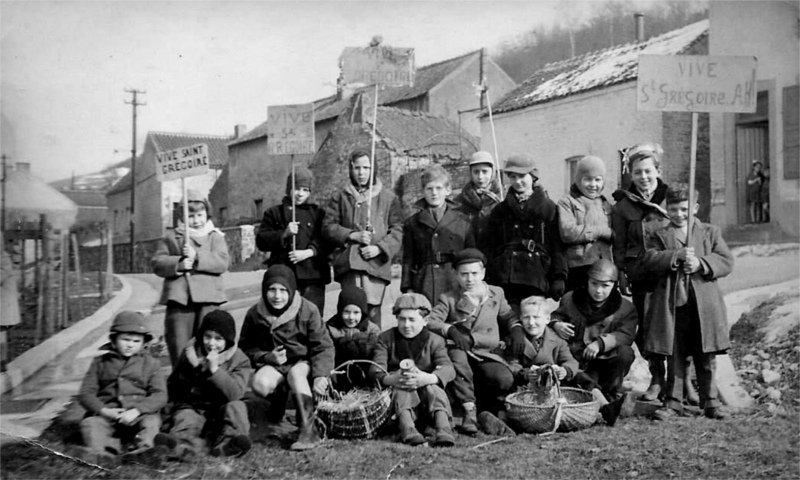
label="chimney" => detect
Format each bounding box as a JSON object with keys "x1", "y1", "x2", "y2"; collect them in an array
[
  {"x1": 234, "y1": 124, "x2": 247, "y2": 139},
  {"x1": 634, "y1": 13, "x2": 645, "y2": 43},
  {"x1": 15, "y1": 162, "x2": 30, "y2": 173}
]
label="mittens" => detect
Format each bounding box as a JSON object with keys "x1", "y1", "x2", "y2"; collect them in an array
[
  {"x1": 447, "y1": 327, "x2": 474, "y2": 351},
  {"x1": 507, "y1": 327, "x2": 527, "y2": 357}
]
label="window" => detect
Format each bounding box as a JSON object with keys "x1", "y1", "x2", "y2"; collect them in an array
[
  {"x1": 219, "y1": 207, "x2": 228, "y2": 226},
  {"x1": 254, "y1": 199, "x2": 263, "y2": 219},
  {"x1": 565, "y1": 155, "x2": 582, "y2": 194}
]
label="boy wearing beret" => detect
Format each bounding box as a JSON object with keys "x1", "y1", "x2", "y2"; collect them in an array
[{"x1": 371, "y1": 293, "x2": 457, "y2": 447}]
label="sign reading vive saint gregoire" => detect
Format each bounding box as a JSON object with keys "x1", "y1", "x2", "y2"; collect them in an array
[
  {"x1": 340, "y1": 45, "x2": 415, "y2": 87},
  {"x1": 155, "y1": 143, "x2": 209, "y2": 182}
]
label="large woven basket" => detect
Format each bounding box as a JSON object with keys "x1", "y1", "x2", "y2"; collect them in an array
[
  {"x1": 505, "y1": 367, "x2": 599, "y2": 434},
  {"x1": 316, "y1": 360, "x2": 393, "y2": 439}
]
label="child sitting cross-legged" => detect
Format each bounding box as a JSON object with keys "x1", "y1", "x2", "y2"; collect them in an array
[
  {"x1": 78, "y1": 311, "x2": 167, "y2": 464},
  {"x1": 370, "y1": 293, "x2": 457, "y2": 447},
  {"x1": 239, "y1": 265, "x2": 334, "y2": 451},
  {"x1": 155, "y1": 310, "x2": 253, "y2": 461},
  {"x1": 326, "y1": 285, "x2": 380, "y2": 391}
]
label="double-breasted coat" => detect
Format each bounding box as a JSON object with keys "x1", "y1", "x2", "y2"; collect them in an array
[
  {"x1": 401, "y1": 199, "x2": 476, "y2": 304},
  {"x1": 639, "y1": 221, "x2": 734, "y2": 356},
  {"x1": 504, "y1": 327, "x2": 580, "y2": 381},
  {"x1": 322, "y1": 179, "x2": 403, "y2": 283},
  {"x1": 369, "y1": 329, "x2": 456, "y2": 387},
  {"x1": 557, "y1": 185, "x2": 614, "y2": 269}
]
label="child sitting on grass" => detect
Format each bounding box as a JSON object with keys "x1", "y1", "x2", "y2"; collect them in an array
[
  {"x1": 326, "y1": 285, "x2": 380, "y2": 390},
  {"x1": 155, "y1": 310, "x2": 253, "y2": 461},
  {"x1": 78, "y1": 311, "x2": 167, "y2": 464},
  {"x1": 639, "y1": 185, "x2": 734, "y2": 421},
  {"x1": 370, "y1": 293, "x2": 457, "y2": 447},
  {"x1": 239, "y1": 265, "x2": 334, "y2": 450}
]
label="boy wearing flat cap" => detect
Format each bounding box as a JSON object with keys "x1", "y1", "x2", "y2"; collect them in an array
[
  {"x1": 455, "y1": 151, "x2": 502, "y2": 256},
  {"x1": 370, "y1": 293, "x2": 457, "y2": 447},
  {"x1": 486, "y1": 154, "x2": 567, "y2": 305},
  {"x1": 78, "y1": 311, "x2": 167, "y2": 463},
  {"x1": 427, "y1": 248, "x2": 523, "y2": 435}
]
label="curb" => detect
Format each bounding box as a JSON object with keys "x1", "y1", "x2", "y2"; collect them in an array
[{"x1": 0, "y1": 275, "x2": 134, "y2": 395}]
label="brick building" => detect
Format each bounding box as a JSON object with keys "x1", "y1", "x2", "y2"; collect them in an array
[
  {"x1": 481, "y1": 20, "x2": 711, "y2": 217},
  {"x1": 214, "y1": 49, "x2": 516, "y2": 226}
]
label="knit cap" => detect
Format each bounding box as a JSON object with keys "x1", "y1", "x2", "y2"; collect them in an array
[
  {"x1": 110, "y1": 311, "x2": 153, "y2": 342},
  {"x1": 198, "y1": 310, "x2": 237, "y2": 350},
  {"x1": 575, "y1": 155, "x2": 606, "y2": 182},
  {"x1": 285, "y1": 166, "x2": 315, "y2": 195},
  {"x1": 183, "y1": 188, "x2": 212, "y2": 215},
  {"x1": 392, "y1": 293, "x2": 432, "y2": 316},
  {"x1": 587, "y1": 259, "x2": 618, "y2": 283},
  {"x1": 262, "y1": 264, "x2": 298, "y2": 303},
  {"x1": 337, "y1": 285, "x2": 368, "y2": 316}
]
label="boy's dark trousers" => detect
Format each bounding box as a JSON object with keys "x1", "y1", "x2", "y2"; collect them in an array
[
  {"x1": 80, "y1": 413, "x2": 161, "y2": 454},
  {"x1": 571, "y1": 345, "x2": 635, "y2": 399},
  {"x1": 664, "y1": 295, "x2": 720, "y2": 412},
  {"x1": 167, "y1": 401, "x2": 250, "y2": 450},
  {"x1": 393, "y1": 384, "x2": 452, "y2": 423},
  {"x1": 448, "y1": 349, "x2": 514, "y2": 412},
  {"x1": 297, "y1": 281, "x2": 325, "y2": 316},
  {"x1": 165, "y1": 302, "x2": 219, "y2": 366}
]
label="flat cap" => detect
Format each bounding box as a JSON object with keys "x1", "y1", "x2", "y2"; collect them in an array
[
  {"x1": 392, "y1": 293, "x2": 432, "y2": 315},
  {"x1": 502, "y1": 153, "x2": 538, "y2": 178},
  {"x1": 469, "y1": 151, "x2": 495, "y2": 167},
  {"x1": 452, "y1": 248, "x2": 487, "y2": 268}
]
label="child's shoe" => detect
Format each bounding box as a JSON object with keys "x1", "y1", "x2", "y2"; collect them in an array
[
  {"x1": 652, "y1": 406, "x2": 681, "y2": 421},
  {"x1": 703, "y1": 406, "x2": 728, "y2": 420},
  {"x1": 477, "y1": 411, "x2": 515, "y2": 436},
  {"x1": 291, "y1": 394, "x2": 322, "y2": 450},
  {"x1": 397, "y1": 409, "x2": 425, "y2": 446},
  {"x1": 154, "y1": 433, "x2": 178, "y2": 451},
  {"x1": 211, "y1": 435, "x2": 252, "y2": 457},
  {"x1": 432, "y1": 411, "x2": 455, "y2": 447},
  {"x1": 459, "y1": 404, "x2": 478, "y2": 436},
  {"x1": 599, "y1": 394, "x2": 626, "y2": 427}
]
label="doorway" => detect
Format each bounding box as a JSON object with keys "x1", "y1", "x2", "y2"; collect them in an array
[{"x1": 736, "y1": 91, "x2": 769, "y2": 225}]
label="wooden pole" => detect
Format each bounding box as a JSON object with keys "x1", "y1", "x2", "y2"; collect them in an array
[
  {"x1": 182, "y1": 178, "x2": 191, "y2": 278},
  {"x1": 71, "y1": 233, "x2": 85, "y2": 319},
  {"x1": 98, "y1": 224, "x2": 105, "y2": 300},
  {"x1": 105, "y1": 224, "x2": 113, "y2": 299},
  {"x1": 366, "y1": 83, "x2": 379, "y2": 229},
  {"x1": 291, "y1": 154, "x2": 297, "y2": 251},
  {"x1": 686, "y1": 112, "x2": 698, "y2": 288},
  {"x1": 59, "y1": 234, "x2": 68, "y2": 330},
  {"x1": 484, "y1": 88, "x2": 505, "y2": 199}
]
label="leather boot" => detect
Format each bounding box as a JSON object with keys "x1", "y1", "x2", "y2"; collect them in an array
[
  {"x1": 291, "y1": 394, "x2": 321, "y2": 451},
  {"x1": 433, "y1": 410, "x2": 455, "y2": 447},
  {"x1": 459, "y1": 403, "x2": 478, "y2": 435},
  {"x1": 397, "y1": 409, "x2": 425, "y2": 446},
  {"x1": 642, "y1": 358, "x2": 664, "y2": 401}
]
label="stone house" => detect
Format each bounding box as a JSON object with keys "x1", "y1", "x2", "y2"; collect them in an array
[
  {"x1": 708, "y1": 1, "x2": 799, "y2": 238},
  {"x1": 481, "y1": 20, "x2": 712, "y2": 217},
  {"x1": 106, "y1": 130, "x2": 235, "y2": 244},
  {"x1": 214, "y1": 49, "x2": 516, "y2": 226}
]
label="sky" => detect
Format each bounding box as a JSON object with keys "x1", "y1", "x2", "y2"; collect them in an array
[{"x1": 1, "y1": 0, "x2": 647, "y2": 183}]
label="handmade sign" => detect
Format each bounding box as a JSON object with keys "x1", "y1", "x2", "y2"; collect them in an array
[
  {"x1": 340, "y1": 45, "x2": 415, "y2": 87},
  {"x1": 267, "y1": 104, "x2": 315, "y2": 155},
  {"x1": 155, "y1": 143, "x2": 209, "y2": 182}
]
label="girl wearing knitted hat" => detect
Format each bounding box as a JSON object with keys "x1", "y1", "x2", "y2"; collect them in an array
[
  {"x1": 239, "y1": 265, "x2": 334, "y2": 451},
  {"x1": 325, "y1": 285, "x2": 380, "y2": 390},
  {"x1": 256, "y1": 167, "x2": 331, "y2": 314},
  {"x1": 557, "y1": 155, "x2": 614, "y2": 293}
]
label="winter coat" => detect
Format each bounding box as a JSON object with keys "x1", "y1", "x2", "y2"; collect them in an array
[
  {"x1": 322, "y1": 179, "x2": 403, "y2": 283},
  {"x1": 256, "y1": 197, "x2": 331, "y2": 284},
  {"x1": 504, "y1": 327, "x2": 579, "y2": 381},
  {"x1": 485, "y1": 186, "x2": 567, "y2": 292},
  {"x1": 79, "y1": 344, "x2": 167, "y2": 416},
  {"x1": 557, "y1": 185, "x2": 614, "y2": 268},
  {"x1": 152, "y1": 228, "x2": 229, "y2": 306},
  {"x1": 326, "y1": 317, "x2": 381, "y2": 366},
  {"x1": 401, "y1": 199, "x2": 476, "y2": 304},
  {"x1": 427, "y1": 283, "x2": 520, "y2": 364},
  {"x1": 369, "y1": 329, "x2": 456, "y2": 386},
  {"x1": 610, "y1": 180, "x2": 669, "y2": 292},
  {"x1": 239, "y1": 293, "x2": 334, "y2": 379},
  {"x1": 639, "y1": 221, "x2": 734, "y2": 356},
  {"x1": 550, "y1": 288, "x2": 637, "y2": 365},
  {"x1": 168, "y1": 338, "x2": 252, "y2": 410},
  {"x1": 454, "y1": 182, "x2": 501, "y2": 254}
]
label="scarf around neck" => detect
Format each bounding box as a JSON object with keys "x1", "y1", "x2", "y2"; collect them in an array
[
  {"x1": 393, "y1": 327, "x2": 431, "y2": 364},
  {"x1": 177, "y1": 219, "x2": 219, "y2": 238}
]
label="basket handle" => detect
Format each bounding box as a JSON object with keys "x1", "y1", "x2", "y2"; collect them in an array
[
  {"x1": 329, "y1": 359, "x2": 388, "y2": 391},
  {"x1": 539, "y1": 365, "x2": 565, "y2": 436}
]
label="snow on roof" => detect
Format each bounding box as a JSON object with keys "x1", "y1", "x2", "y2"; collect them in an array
[{"x1": 490, "y1": 19, "x2": 709, "y2": 115}]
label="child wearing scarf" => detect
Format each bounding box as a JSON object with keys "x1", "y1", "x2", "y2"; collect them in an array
[
  {"x1": 454, "y1": 151, "x2": 502, "y2": 257},
  {"x1": 557, "y1": 155, "x2": 614, "y2": 293},
  {"x1": 370, "y1": 293, "x2": 457, "y2": 447},
  {"x1": 239, "y1": 265, "x2": 334, "y2": 451},
  {"x1": 152, "y1": 189, "x2": 229, "y2": 366},
  {"x1": 326, "y1": 285, "x2": 380, "y2": 390}
]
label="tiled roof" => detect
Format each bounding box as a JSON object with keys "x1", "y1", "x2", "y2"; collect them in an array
[
  {"x1": 315, "y1": 50, "x2": 481, "y2": 122},
  {"x1": 489, "y1": 20, "x2": 708, "y2": 115},
  {"x1": 149, "y1": 131, "x2": 232, "y2": 168},
  {"x1": 375, "y1": 107, "x2": 479, "y2": 160},
  {"x1": 60, "y1": 190, "x2": 108, "y2": 208},
  {"x1": 106, "y1": 169, "x2": 134, "y2": 196}
]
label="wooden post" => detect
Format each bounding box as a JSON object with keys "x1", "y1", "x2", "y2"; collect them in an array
[
  {"x1": 291, "y1": 154, "x2": 297, "y2": 251},
  {"x1": 59, "y1": 233, "x2": 68, "y2": 330},
  {"x1": 105, "y1": 223, "x2": 113, "y2": 299},
  {"x1": 98, "y1": 224, "x2": 104, "y2": 300},
  {"x1": 366, "y1": 83, "x2": 379, "y2": 229},
  {"x1": 686, "y1": 112, "x2": 698, "y2": 289},
  {"x1": 71, "y1": 233, "x2": 85, "y2": 319}
]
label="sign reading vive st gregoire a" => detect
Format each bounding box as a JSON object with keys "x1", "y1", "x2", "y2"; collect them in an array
[
  {"x1": 155, "y1": 143, "x2": 209, "y2": 182},
  {"x1": 340, "y1": 45, "x2": 415, "y2": 87}
]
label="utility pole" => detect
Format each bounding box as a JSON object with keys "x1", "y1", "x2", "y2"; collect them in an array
[
  {"x1": 124, "y1": 88, "x2": 145, "y2": 272},
  {"x1": 1, "y1": 154, "x2": 7, "y2": 234}
]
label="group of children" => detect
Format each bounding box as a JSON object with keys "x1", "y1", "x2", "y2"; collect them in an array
[{"x1": 77, "y1": 143, "x2": 734, "y2": 461}]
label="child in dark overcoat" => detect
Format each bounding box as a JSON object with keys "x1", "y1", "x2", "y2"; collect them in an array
[
  {"x1": 158, "y1": 310, "x2": 253, "y2": 460},
  {"x1": 454, "y1": 151, "x2": 502, "y2": 256},
  {"x1": 370, "y1": 293, "x2": 457, "y2": 447},
  {"x1": 485, "y1": 154, "x2": 567, "y2": 306},
  {"x1": 256, "y1": 167, "x2": 330, "y2": 314},
  {"x1": 239, "y1": 265, "x2": 334, "y2": 450},
  {"x1": 326, "y1": 285, "x2": 380, "y2": 390},
  {"x1": 639, "y1": 185, "x2": 734, "y2": 420},
  {"x1": 402, "y1": 164, "x2": 475, "y2": 305},
  {"x1": 152, "y1": 189, "x2": 229, "y2": 366}
]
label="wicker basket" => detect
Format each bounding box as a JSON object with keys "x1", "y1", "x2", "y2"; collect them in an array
[
  {"x1": 505, "y1": 367, "x2": 599, "y2": 434},
  {"x1": 316, "y1": 360, "x2": 393, "y2": 439}
]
